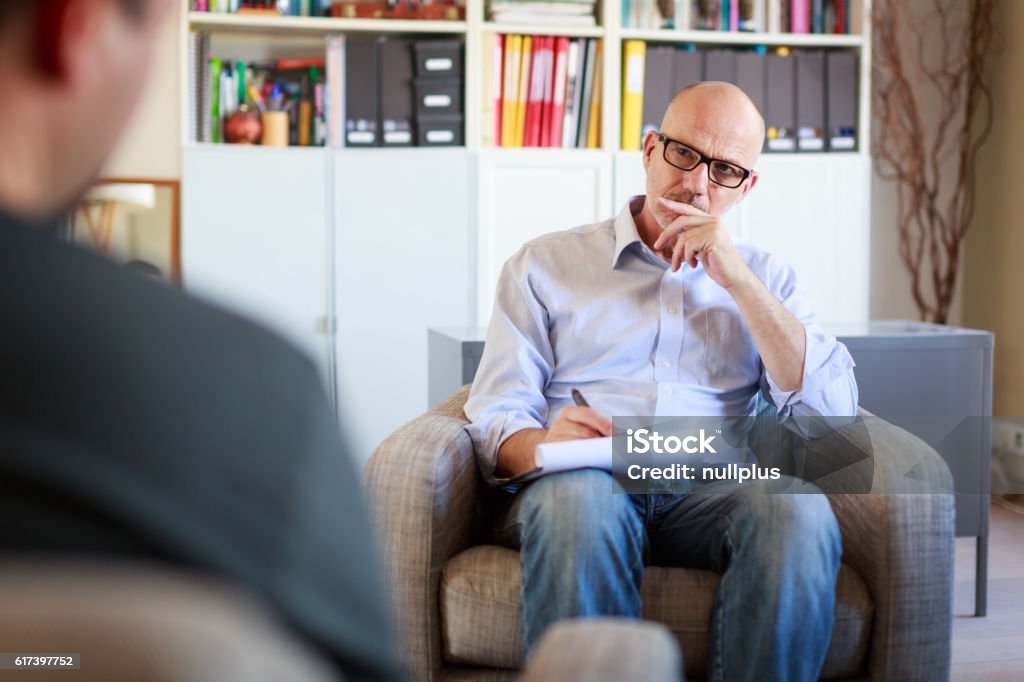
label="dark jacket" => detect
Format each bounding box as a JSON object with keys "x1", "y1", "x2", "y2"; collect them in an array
[{"x1": 0, "y1": 211, "x2": 399, "y2": 682}]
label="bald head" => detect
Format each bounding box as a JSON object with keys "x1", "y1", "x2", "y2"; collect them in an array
[
  {"x1": 662, "y1": 81, "x2": 766, "y2": 168},
  {"x1": 636, "y1": 80, "x2": 765, "y2": 237}
]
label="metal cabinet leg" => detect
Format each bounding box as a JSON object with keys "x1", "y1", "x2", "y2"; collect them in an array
[{"x1": 975, "y1": 532, "x2": 988, "y2": 617}]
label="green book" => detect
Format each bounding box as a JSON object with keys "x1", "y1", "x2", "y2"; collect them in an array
[{"x1": 210, "y1": 58, "x2": 222, "y2": 144}]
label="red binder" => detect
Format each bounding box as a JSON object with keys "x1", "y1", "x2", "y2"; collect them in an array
[
  {"x1": 548, "y1": 36, "x2": 570, "y2": 148},
  {"x1": 523, "y1": 36, "x2": 545, "y2": 147},
  {"x1": 539, "y1": 37, "x2": 556, "y2": 148},
  {"x1": 493, "y1": 34, "x2": 504, "y2": 146}
]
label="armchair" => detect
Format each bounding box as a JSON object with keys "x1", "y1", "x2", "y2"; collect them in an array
[{"x1": 365, "y1": 386, "x2": 955, "y2": 681}]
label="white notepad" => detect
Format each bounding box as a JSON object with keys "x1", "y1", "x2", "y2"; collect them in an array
[{"x1": 533, "y1": 436, "x2": 613, "y2": 473}]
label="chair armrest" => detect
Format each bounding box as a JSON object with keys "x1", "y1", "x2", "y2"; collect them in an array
[
  {"x1": 520, "y1": 619, "x2": 682, "y2": 682},
  {"x1": 0, "y1": 559, "x2": 340, "y2": 682},
  {"x1": 363, "y1": 385, "x2": 483, "y2": 681},
  {"x1": 821, "y1": 409, "x2": 955, "y2": 681}
]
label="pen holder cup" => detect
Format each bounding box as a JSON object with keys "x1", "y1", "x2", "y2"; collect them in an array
[{"x1": 261, "y1": 111, "x2": 289, "y2": 147}]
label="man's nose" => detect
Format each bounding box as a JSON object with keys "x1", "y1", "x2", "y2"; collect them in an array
[{"x1": 681, "y1": 159, "x2": 711, "y2": 194}]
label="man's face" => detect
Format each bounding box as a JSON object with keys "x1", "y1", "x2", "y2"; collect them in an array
[
  {"x1": 54, "y1": 0, "x2": 175, "y2": 213},
  {"x1": 642, "y1": 87, "x2": 763, "y2": 228}
]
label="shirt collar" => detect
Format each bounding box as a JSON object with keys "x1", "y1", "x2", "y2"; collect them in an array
[
  {"x1": 612, "y1": 195, "x2": 651, "y2": 269},
  {"x1": 610, "y1": 193, "x2": 667, "y2": 268}
]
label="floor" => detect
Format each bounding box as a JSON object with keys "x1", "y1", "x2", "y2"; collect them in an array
[{"x1": 951, "y1": 499, "x2": 1024, "y2": 680}]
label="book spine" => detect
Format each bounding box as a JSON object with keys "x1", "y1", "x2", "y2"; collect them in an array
[
  {"x1": 524, "y1": 36, "x2": 545, "y2": 147},
  {"x1": 326, "y1": 34, "x2": 346, "y2": 148},
  {"x1": 620, "y1": 39, "x2": 645, "y2": 151},
  {"x1": 493, "y1": 34, "x2": 504, "y2": 146},
  {"x1": 791, "y1": 0, "x2": 809, "y2": 33},
  {"x1": 501, "y1": 35, "x2": 521, "y2": 147},
  {"x1": 549, "y1": 36, "x2": 569, "y2": 148},
  {"x1": 561, "y1": 39, "x2": 581, "y2": 148},
  {"x1": 586, "y1": 40, "x2": 602, "y2": 149},
  {"x1": 515, "y1": 36, "x2": 533, "y2": 147}
]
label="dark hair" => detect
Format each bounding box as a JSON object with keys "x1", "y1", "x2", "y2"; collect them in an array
[{"x1": 0, "y1": 0, "x2": 148, "y2": 28}]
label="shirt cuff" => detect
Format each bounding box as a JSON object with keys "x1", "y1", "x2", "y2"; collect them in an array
[
  {"x1": 764, "y1": 326, "x2": 857, "y2": 417},
  {"x1": 465, "y1": 411, "x2": 544, "y2": 487}
]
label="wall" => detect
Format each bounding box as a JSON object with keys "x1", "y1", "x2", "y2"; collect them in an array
[
  {"x1": 963, "y1": 0, "x2": 1024, "y2": 416},
  {"x1": 103, "y1": 1, "x2": 181, "y2": 179}
]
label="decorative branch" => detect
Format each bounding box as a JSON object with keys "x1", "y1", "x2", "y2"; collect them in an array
[{"x1": 871, "y1": 0, "x2": 996, "y2": 323}]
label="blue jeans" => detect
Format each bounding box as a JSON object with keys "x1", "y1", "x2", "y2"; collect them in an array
[{"x1": 493, "y1": 469, "x2": 842, "y2": 682}]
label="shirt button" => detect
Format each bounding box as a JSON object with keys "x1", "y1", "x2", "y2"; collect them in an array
[
  {"x1": 667, "y1": 307, "x2": 678, "y2": 315},
  {"x1": 662, "y1": 361, "x2": 672, "y2": 368}
]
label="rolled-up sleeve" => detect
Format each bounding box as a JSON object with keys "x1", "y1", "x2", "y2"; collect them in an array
[
  {"x1": 758, "y1": 257, "x2": 859, "y2": 419},
  {"x1": 464, "y1": 249, "x2": 554, "y2": 485}
]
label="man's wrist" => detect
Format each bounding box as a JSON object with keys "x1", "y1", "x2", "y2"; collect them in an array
[{"x1": 724, "y1": 267, "x2": 764, "y2": 301}]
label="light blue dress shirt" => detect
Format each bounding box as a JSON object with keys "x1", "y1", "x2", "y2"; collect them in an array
[{"x1": 465, "y1": 196, "x2": 858, "y2": 484}]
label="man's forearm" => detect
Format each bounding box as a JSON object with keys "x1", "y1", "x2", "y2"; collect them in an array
[
  {"x1": 497, "y1": 428, "x2": 548, "y2": 477},
  {"x1": 727, "y1": 275, "x2": 806, "y2": 391}
]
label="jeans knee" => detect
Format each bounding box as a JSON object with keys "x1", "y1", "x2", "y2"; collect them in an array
[
  {"x1": 518, "y1": 469, "x2": 639, "y2": 549},
  {"x1": 735, "y1": 492, "x2": 841, "y2": 563}
]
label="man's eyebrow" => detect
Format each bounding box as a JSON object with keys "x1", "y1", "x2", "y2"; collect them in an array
[{"x1": 665, "y1": 134, "x2": 750, "y2": 169}]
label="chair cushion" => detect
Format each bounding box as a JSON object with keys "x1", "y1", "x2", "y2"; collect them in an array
[{"x1": 441, "y1": 545, "x2": 873, "y2": 680}]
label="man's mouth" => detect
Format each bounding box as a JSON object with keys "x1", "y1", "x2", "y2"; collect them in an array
[{"x1": 662, "y1": 194, "x2": 708, "y2": 213}]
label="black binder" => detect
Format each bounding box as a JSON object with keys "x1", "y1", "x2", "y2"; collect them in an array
[
  {"x1": 826, "y1": 50, "x2": 858, "y2": 151},
  {"x1": 672, "y1": 48, "x2": 703, "y2": 94},
  {"x1": 379, "y1": 37, "x2": 415, "y2": 147},
  {"x1": 795, "y1": 50, "x2": 826, "y2": 151},
  {"x1": 704, "y1": 49, "x2": 738, "y2": 84},
  {"x1": 642, "y1": 46, "x2": 675, "y2": 137},
  {"x1": 345, "y1": 37, "x2": 379, "y2": 146},
  {"x1": 764, "y1": 52, "x2": 796, "y2": 152},
  {"x1": 736, "y1": 52, "x2": 766, "y2": 117}
]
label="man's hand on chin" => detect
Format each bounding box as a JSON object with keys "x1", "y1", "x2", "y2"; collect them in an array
[{"x1": 652, "y1": 196, "x2": 757, "y2": 292}]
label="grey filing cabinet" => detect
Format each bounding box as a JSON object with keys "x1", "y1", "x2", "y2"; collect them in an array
[{"x1": 428, "y1": 320, "x2": 994, "y2": 616}]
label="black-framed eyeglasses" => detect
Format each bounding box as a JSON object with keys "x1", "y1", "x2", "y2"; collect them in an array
[{"x1": 657, "y1": 133, "x2": 753, "y2": 189}]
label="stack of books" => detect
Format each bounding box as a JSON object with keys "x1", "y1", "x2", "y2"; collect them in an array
[
  {"x1": 622, "y1": 0, "x2": 851, "y2": 34},
  {"x1": 481, "y1": 34, "x2": 603, "y2": 148},
  {"x1": 488, "y1": 0, "x2": 599, "y2": 27}
]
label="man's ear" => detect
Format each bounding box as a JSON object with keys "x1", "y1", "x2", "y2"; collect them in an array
[
  {"x1": 739, "y1": 170, "x2": 759, "y2": 199},
  {"x1": 34, "y1": 0, "x2": 101, "y2": 81},
  {"x1": 641, "y1": 129, "x2": 659, "y2": 173}
]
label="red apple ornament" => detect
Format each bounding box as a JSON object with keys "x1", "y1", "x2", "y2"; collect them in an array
[{"x1": 224, "y1": 105, "x2": 262, "y2": 144}]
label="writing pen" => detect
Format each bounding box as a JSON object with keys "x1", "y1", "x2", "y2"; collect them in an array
[{"x1": 571, "y1": 388, "x2": 590, "y2": 408}]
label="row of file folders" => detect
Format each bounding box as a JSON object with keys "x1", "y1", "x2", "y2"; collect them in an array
[
  {"x1": 622, "y1": 41, "x2": 858, "y2": 153},
  {"x1": 482, "y1": 34, "x2": 605, "y2": 149},
  {"x1": 188, "y1": 33, "x2": 465, "y2": 147}
]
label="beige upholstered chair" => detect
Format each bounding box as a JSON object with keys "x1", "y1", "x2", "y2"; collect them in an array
[{"x1": 365, "y1": 386, "x2": 956, "y2": 681}]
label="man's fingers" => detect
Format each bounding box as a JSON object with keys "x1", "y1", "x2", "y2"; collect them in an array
[
  {"x1": 562, "y1": 406, "x2": 613, "y2": 437},
  {"x1": 657, "y1": 196, "x2": 711, "y2": 218},
  {"x1": 551, "y1": 423, "x2": 605, "y2": 441},
  {"x1": 671, "y1": 234, "x2": 687, "y2": 272},
  {"x1": 653, "y1": 215, "x2": 715, "y2": 250}
]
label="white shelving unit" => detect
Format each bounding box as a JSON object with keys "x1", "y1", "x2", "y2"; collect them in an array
[{"x1": 178, "y1": 0, "x2": 874, "y2": 465}]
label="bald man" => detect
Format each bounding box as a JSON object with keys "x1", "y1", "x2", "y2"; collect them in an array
[{"x1": 465, "y1": 83, "x2": 858, "y2": 681}]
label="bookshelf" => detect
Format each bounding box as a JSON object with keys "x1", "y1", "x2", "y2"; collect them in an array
[
  {"x1": 178, "y1": 0, "x2": 874, "y2": 465},
  {"x1": 187, "y1": 11, "x2": 468, "y2": 35},
  {"x1": 181, "y1": 0, "x2": 873, "y2": 151}
]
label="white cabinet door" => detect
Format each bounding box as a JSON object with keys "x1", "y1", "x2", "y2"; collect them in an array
[
  {"x1": 333, "y1": 149, "x2": 472, "y2": 466},
  {"x1": 612, "y1": 151, "x2": 870, "y2": 324},
  {"x1": 738, "y1": 154, "x2": 870, "y2": 324},
  {"x1": 476, "y1": 149, "x2": 613, "y2": 325},
  {"x1": 181, "y1": 146, "x2": 331, "y2": 375}
]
